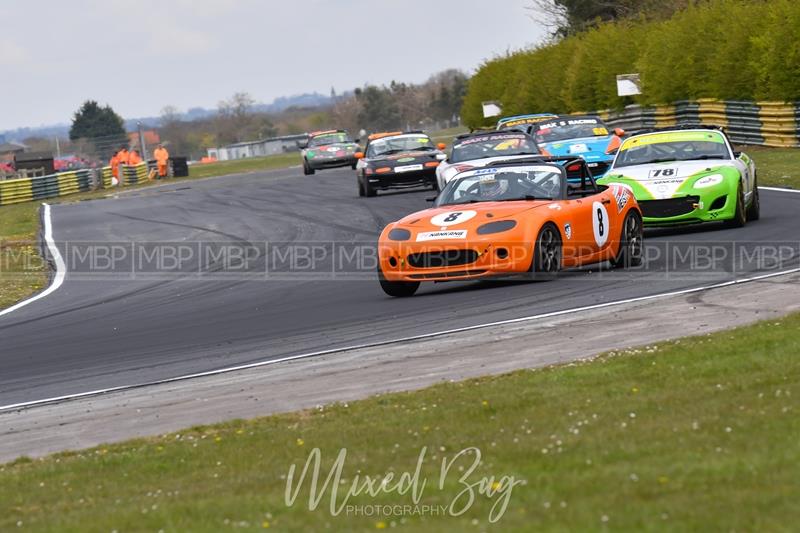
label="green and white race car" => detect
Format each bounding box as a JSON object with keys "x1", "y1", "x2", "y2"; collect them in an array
[{"x1": 597, "y1": 126, "x2": 759, "y2": 227}]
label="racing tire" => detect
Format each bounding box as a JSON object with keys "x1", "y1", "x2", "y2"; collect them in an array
[
  {"x1": 746, "y1": 176, "x2": 760, "y2": 221},
  {"x1": 303, "y1": 161, "x2": 315, "y2": 176},
  {"x1": 358, "y1": 179, "x2": 365, "y2": 197},
  {"x1": 725, "y1": 183, "x2": 746, "y2": 228},
  {"x1": 530, "y1": 223, "x2": 562, "y2": 280},
  {"x1": 378, "y1": 266, "x2": 419, "y2": 297},
  {"x1": 610, "y1": 210, "x2": 644, "y2": 269},
  {"x1": 364, "y1": 180, "x2": 376, "y2": 197}
]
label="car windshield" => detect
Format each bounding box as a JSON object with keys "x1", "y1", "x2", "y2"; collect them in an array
[
  {"x1": 614, "y1": 132, "x2": 731, "y2": 168},
  {"x1": 309, "y1": 133, "x2": 351, "y2": 146},
  {"x1": 534, "y1": 118, "x2": 608, "y2": 143},
  {"x1": 368, "y1": 134, "x2": 435, "y2": 157},
  {"x1": 497, "y1": 115, "x2": 557, "y2": 131},
  {"x1": 450, "y1": 133, "x2": 539, "y2": 163},
  {"x1": 437, "y1": 166, "x2": 563, "y2": 206}
]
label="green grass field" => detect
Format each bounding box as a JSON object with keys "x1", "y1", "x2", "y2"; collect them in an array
[
  {"x1": 740, "y1": 145, "x2": 800, "y2": 189},
  {"x1": 188, "y1": 152, "x2": 300, "y2": 179},
  {"x1": 2, "y1": 312, "x2": 798, "y2": 531},
  {"x1": 0, "y1": 203, "x2": 47, "y2": 310}
]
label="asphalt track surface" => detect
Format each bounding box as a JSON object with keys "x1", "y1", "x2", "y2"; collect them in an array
[{"x1": 1, "y1": 167, "x2": 799, "y2": 407}]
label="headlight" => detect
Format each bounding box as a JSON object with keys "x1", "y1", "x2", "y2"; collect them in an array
[
  {"x1": 477, "y1": 220, "x2": 517, "y2": 235},
  {"x1": 694, "y1": 174, "x2": 724, "y2": 188},
  {"x1": 388, "y1": 228, "x2": 411, "y2": 241}
]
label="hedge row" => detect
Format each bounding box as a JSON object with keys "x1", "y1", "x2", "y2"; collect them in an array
[{"x1": 462, "y1": 0, "x2": 800, "y2": 127}]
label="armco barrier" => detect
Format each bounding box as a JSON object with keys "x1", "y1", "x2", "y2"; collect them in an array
[
  {"x1": 0, "y1": 169, "x2": 93, "y2": 206},
  {"x1": 584, "y1": 99, "x2": 799, "y2": 147}
]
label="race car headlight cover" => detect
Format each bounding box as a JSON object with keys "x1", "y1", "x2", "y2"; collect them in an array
[
  {"x1": 694, "y1": 174, "x2": 724, "y2": 188},
  {"x1": 388, "y1": 228, "x2": 412, "y2": 241},
  {"x1": 477, "y1": 220, "x2": 517, "y2": 235}
]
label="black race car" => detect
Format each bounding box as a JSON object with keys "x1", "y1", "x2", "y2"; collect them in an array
[
  {"x1": 355, "y1": 131, "x2": 446, "y2": 197},
  {"x1": 300, "y1": 130, "x2": 360, "y2": 175}
]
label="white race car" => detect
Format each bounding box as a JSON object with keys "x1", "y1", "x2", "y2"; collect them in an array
[{"x1": 436, "y1": 131, "x2": 540, "y2": 190}]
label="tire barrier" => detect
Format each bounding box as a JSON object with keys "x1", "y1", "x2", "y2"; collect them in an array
[
  {"x1": 0, "y1": 169, "x2": 93, "y2": 206},
  {"x1": 122, "y1": 163, "x2": 150, "y2": 185},
  {"x1": 582, "y1": 99, "x2": 799, "y2": 147}
]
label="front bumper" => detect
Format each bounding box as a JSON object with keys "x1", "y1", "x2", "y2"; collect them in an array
[
  {"x1": 379, "y1": 240, "x2": 534, "y2": 282},
  {"x1": 639, "y1": 190, "x2": 737, "y2": 225},
  {"x1": 308, "y1": 156, "x2": 357, "y2": 170},
  {"x1": 367, "y1": 168, "x2": 437, "y2": 190}
]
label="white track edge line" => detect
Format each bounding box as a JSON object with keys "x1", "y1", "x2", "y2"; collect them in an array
[
  {"x1": 2, "y1": 265, "x2": 799, "y2": 413},
  {"x1": 0, "y1": 204, "x2": 65, "y2": 319},
  {"x1": 760, "y1": 186, "x2": 800, "y2": 194}
]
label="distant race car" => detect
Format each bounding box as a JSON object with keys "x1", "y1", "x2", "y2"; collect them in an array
[
  {"x1": 436, "y1": 130, "x2": 540, "y2": 190},
  {"x1": 531, "y1": 115, "x2": 625, "y2": 177},
  {"x1": 377, "y1": 156, "x2": 644, "y2": 297},
  {"x1": 496, "y1": 113, "x2": 558, "y2": 133},
  {"x1": 355, "y1": 131, "x2": 446, "y2": 197},
  {"x1": 597, "y1": 126, "x2": 760, "y2": 227},
  {"x1": 300, "y1": 130, "x2": 360, "y2": 175}
]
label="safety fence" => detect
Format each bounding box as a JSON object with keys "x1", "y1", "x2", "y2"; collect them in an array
[
  {"x1": 0, "y1": 169, "x2": 94, "y2": 206},
  {"x1": 589, "y1": 99, "x2": 800, "y2": 147}
]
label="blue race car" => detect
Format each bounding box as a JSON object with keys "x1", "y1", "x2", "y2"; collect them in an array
[{"x1": 531, "y1": 115, "x2": 625, "y2": 177}]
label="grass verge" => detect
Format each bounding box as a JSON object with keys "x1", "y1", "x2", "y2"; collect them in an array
[
  {"x1": 0, "y1": 202, "x2": 47, "y2": 310},
  {"x1": 740, "y1": 145, "x2": 800, "y2": 189},
  {"x1": 188, "y1": 152, "x2": 300, "y2": 179},
  {"x1": 2, "y1": 312, "x2": 798, "y2": 531}
]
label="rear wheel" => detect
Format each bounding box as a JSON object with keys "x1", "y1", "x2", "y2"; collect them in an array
[
  {"x1": 610, "y1": 210, "x2": 644, "y2": 269},
  {"x1": 530, "y1": 224, "x2": 561, "y2": 280},
  {"x1": 726, "y1": 183, "x2": 746, "y2": 228},
  {"x1": 746, "y1": 175, "x2": 760, "y2": 221},
  {"x1": 378, "y1": 266, "x2": 419, "y2": 297}
]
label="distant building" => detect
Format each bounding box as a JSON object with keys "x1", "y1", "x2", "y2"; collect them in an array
[
  {"x1": 207, "y1": 134, "x2": 307, "y2": 161},
  {"x1": 0, "y1": 142, "x2": 26, "y2": 163}
]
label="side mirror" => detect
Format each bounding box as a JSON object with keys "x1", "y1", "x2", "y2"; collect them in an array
[
  {"x1": 437, "y1": 143, "x2": 447, "y2": 150},
  {"x1": 614, "y1": 128, "x2": 625, "y2": 137},
  {"x1": 354, "y1": 152, "x2": 364, "y2": 160}
]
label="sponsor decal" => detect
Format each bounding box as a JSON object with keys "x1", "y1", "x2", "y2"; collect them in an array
[
  {"x1": 613, "y1": 186, "x2": 630, "y2": 213},
  {"x1": 593, "y1": 127, "x2": 609, "y2": 136},
  {"x1": 397, "y1": 157, "x2": 416, "y2": 163},
  {"x1": 473, "y1": 168, "x2": 499, "y2": 175},
  {"x1": 416, "y1": 230, "x2": 468, "y2": 242},
  {"x1": 430, "y1": 210, "x2": 478, "y2": 227},
  {"x1": 569, "y1": 144, "x2": 589, "y2": 154},
  {"x1": 538, "y1": 118, "x2": 600, "y2": 130},
  {"x1": 548, "y1": 203, "x2": 562, "y2": 210},
  {"x1": 564, "y1": 223, "x2": 572, "y2": 240},
  {"x1": 395, "y1": 164, "x2": 424, "y2": 173}
]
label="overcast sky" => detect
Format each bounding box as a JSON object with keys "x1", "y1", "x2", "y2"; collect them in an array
[{"x1": 0, "y1": 0, "x2": 546, "y2": 131}]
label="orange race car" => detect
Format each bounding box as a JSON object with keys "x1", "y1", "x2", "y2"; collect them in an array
[{"x1": 377, "y1": 157, "x2": 644, "y2": 297}]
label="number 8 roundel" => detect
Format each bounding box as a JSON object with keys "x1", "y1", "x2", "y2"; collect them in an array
[
  {"x1": 592, "y1": 201, "x2": 610, "y2": 247},
  {"x1": 430, "y1": 210, "x2": 478, "y2": 227}
]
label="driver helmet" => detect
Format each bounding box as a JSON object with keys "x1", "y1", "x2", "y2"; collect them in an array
[{"x1": 479, "y1": 178, "x2": 509, "y2": 199}]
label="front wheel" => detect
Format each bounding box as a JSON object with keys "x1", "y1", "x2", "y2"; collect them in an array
[
  {"x1": 303, "y1": 161, "x2": 315, "y2": 175},
  {"x1": 378, "y1": 266, "x2": 419, "y2": 297},
  {"x1": 530, "y1": 224, "x2": 562, "y2": 280},
  {"x1": 610, "y1": 210, "x2": 643, "y2": 269},
  {"x1": 725, "y1": 183, "x2": 746, "y2": 228},
  {"x1": 746, "y1": 176, "x2": 760, "y2": 221}
]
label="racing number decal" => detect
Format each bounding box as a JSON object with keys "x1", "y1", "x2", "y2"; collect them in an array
[
  {"x1": 649, "y1": 168, "x2": 677, "y2": 178},
  {"x1": 592, "y1": 201, "x2": 610, "y2": 248},
  {"x1": 430, "y1": 210, "x2": 478, "y2": 227}
]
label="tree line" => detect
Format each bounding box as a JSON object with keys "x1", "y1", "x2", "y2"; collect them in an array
[{"x1": 463, "y1": 0, "x2": 800, "y2": 128}]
